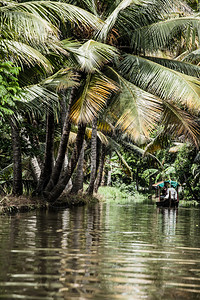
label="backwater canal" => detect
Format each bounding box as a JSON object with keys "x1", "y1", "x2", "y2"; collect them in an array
[{"x1": 0, "y1": 201, "x2": 200, "y2": 299}]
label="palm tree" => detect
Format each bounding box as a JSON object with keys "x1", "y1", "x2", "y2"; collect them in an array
[{"x1": 3, "y1": 0, "x2": 200, "y2": 201}]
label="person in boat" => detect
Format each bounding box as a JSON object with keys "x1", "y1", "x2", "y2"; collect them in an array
[
  {"x1": 164, "y1": 186, "x2": 177, "y2": 200},
  {"x1": 160, "y1": 182, "x2": 168, "y2": 200}
]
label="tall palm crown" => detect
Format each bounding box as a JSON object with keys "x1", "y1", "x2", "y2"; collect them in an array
[
  {"x1": 2, "y1": 0, "x2": 200, "y2": 146},
  {"x1": 64, "y1": 0, "x2": 200, "y2": 146}
]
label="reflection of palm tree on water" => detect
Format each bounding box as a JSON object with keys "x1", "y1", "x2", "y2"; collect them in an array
[{"x1": 158, "y1": 208, "x2": 178, "y2": 237}]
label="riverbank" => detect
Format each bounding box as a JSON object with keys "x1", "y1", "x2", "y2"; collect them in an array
[{"x1": 0, "y1": 192, "x2": 99, "y2": 215}]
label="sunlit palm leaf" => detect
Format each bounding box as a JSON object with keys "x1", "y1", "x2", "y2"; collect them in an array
[
  {"x1": 77, "y1": 40, "x2": 119, "y2": 72},
  {"x1": 119, "y1": 54, "x2": 200, "y2": 111},
  {"x1": 0, "y1": 40, "x2": 53, "y2": 72},
  {"x1": 144, "y1": 56, "x2": 200, "y2": 78},
  {"x1": 161, "y1": 101, "x2": 200, "y2": 146},
  {"x1": 96, "y1": 0, "x2": 149, "y2": 42},
  {"x1": 70, "y1": 72, "x2": 118, "y2": 124},
  {"x1": 132, "y1": 16, "x2": 200, "y2": 52},
  {"x1": 108, "y1": 70, "x2": 162, "y2": 142},
  {"x1": 0, "y1": 8, "x2": 59, "y2": 46},
  {"x1": 42, "y1": 68, "x2": 80, "y2": 91},
  {"x1": 1, "y1": 1, "x2": 103, "y2": 31}
]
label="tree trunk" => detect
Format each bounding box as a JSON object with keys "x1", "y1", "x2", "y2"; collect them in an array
[
  {"x1": 44, "y1": 88, "x2": 75, "y2": 193},
  {"x1": 45, "y1": 123, "x2": 86, "y2": 202},
  {"x1": 36, "y1": 112, "x2": 54, "y2": 195},
  {"x1": 71, "y1": 141, "x2": 86, "y2": 194},
  {"x1": 87, "y1": 117, "x2": 97, "y2": 195},
  {"x1": 10, "y1": 118, "x2": 23, "y2": 196},
  {"x1": 94, "y1": 143, "x2": 106, "y2": 193}
]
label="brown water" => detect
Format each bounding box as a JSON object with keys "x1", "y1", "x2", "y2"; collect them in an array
[{"x1": 0, "y1": 202, "x2": 200, "y2": 299}]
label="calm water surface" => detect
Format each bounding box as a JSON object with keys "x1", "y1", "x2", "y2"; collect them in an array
[{"x1": 0, "y1": 201, "x2": 200, "y2": 299}]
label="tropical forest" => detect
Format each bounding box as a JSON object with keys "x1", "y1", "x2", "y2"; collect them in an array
[{"x1": 1, "y1": 0, "x2": 200, "y2": 299}]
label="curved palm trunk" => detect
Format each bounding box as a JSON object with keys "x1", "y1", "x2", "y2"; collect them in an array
[
  {"x1": 87, "y1": 117, "x2": 97, "y2": 195},
  {"x1": 94, "y1": 143, "x2": 106, "y2": 193},
  {"x1": 45, "y1": 89, "x2": 75, "y2": 193},
  {"x1": 36, "y1": 112, "x2": 54, "y2": 195},
  {"x1": 71, "y1": 141, "x2": 86, "y2": 194},
  {"x1": 10, "y1": 118, "x2": 23, "y2": 196},
  {"x1": 45, "y1": 123, "x2": 86, "y2": 202}
]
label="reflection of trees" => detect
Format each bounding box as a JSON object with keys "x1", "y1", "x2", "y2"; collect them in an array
[{"x1": 59, "y1": 203, "x2": 105, "y2": 299}]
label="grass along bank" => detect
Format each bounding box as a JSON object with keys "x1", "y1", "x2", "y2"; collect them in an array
[{"x1": 97, "y1": 186, "x2": 148, "y2": 203}]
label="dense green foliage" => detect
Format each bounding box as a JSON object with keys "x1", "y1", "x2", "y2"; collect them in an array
[{"x1": 1, "y1": 0, "x2": 200, "y2": 202}]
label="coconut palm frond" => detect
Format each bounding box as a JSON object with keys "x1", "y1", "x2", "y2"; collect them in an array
[
  {"x1": 144, "y1": 56, "x2": 200, "y2": 78},
  {"x1": 161, "y1": 101, "x2": 200, "y2": 147},
  {"x1": 182, "y1": 48, "x2": 200, "y2": 64},
  {"x1": 2, "y1": 1, "x2": 103, "y2": 30},
  {"x1": 97, "y1": 119, "x2": 114, "y2": 134},
  {"x1": 17, "y1": 85, "x2": 58, "y2": 116},
  {"x1": 115, "y1": 149, "x2": 133, "y2": 178},
  {"x1": 144, "y1": 130, "x2": 170, "y2": 154},
  {"x1": 122, "y1": 140, "x2": 163, "y2": 167},
  {"x1": 96, "y1": 0, "x2": 149, "y2": 41},
  {"x1": 0, "y1": 8, "x2": 59, "y2": 44},
  {"x1": 70, "y1": 72, "x2": 118, "y2": 124},
  {"x1": 119, "y1": 54, "x2": 200, "y2": 111},
  {"x1": 42, "y1": 68, "x2": 80, "y2": 91},
  {"x1": 107, "y1": 71, "x2": 162, "y2": 142},
  {"x1": 132, "y1": 16, "x2": 200, "y2": 52},
  {"x1": 77, "y1": 40, "x2": 119, "y2": 72},
  {"x1": 62, "y1": 38, "x2": 82, "y2": 54},
  {"x1": 0, "y1": 40, "x2": 53, "y2": 72}
]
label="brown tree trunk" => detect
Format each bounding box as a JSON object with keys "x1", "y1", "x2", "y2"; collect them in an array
[
  {"x1": 36, "y1": 112, "x2": 55, "y2": 195},
  {"x1": 44, "y1": 88, "x2": 75, "y2": 193},
  {"x1": 10, "y1": 118, "x2": 23, "y2": 196},
  {"x1": 45, "y1": 123, "x2": 86, "y2": 202},
  {"x1": 94, "y1": 143, "x2": 106, "y2": 193},
  {"x1": 70, "y1": 141, "x2": 86, "y2": 194},
  {"x1": 87, "y1": 117, "x2": 97, "y2": 195}
]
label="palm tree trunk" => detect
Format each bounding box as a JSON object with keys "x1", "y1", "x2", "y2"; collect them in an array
[
  {"x1": 87, "y1": 117, "x2": 97, "y2": 195},
  {"x1": 45, "y1": 123, "x2": 86, "y2": 202},
  {"x1": 71, "y1": 141, "x2": 86, "y2": 194},
  {"x1": 94, "y1": 143, "x2": 106, "y2": 193},
  {"x1": 44, "y1": 88, "x2": 75, "y2": 193},
  {"x1": 10, "y1": 118, "x2": 23, "y2": 196},
  {"x1": 36, "y1": 112, "x2": 54, "y2": 195}
]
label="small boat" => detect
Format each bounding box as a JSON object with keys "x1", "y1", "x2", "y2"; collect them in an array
[{"x1": 152, "y1": 180, "x2": 180, "y2": 208}]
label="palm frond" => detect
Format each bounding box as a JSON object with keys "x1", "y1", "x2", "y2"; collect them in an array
[
  {"x1": 144, "y1": 56, "x2": 200, "y2": 78},
  {"x1": 77, "y1": 40, "x2": 119, "y2": 72},
  {"x1": 115, "y1": 149, "x2": 133, "y2": 178},
  {"x1": 119, "y1": 54, "x2": 200, "y2": 111},
  {"x1": 121, "y1": 140, "x2": 163, "y2": 167},
  {"x1": 42, "y1": 68, "x2": 80, "y2": 91},
  {"x1": 107, "y1": 69, "x2": 162, "y2": 142},
  {"x1": 132, "y1": 16, "x2": 200, "y2": 52},
  {"x1": 0, "y1": 7, "x2": 59, "y2": 45},
  {"x1": 96, "y1": 0, "x2": 149, "y2": 42},
  {"x1": 1, "y1": 1, "x2": 103, "y2": 31},
  {"x1": 0, "y1": 40, "x2": 53, "y2": 72},
  {"x1": 161, "y1": 101, "x2": 200, "y2": 146},
  {"x1": 70, "y1": 72, "x2": 118, "y2": 124},
  {"x1": 182, "y1": 48, "x2": 200, "y2": 64}
]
